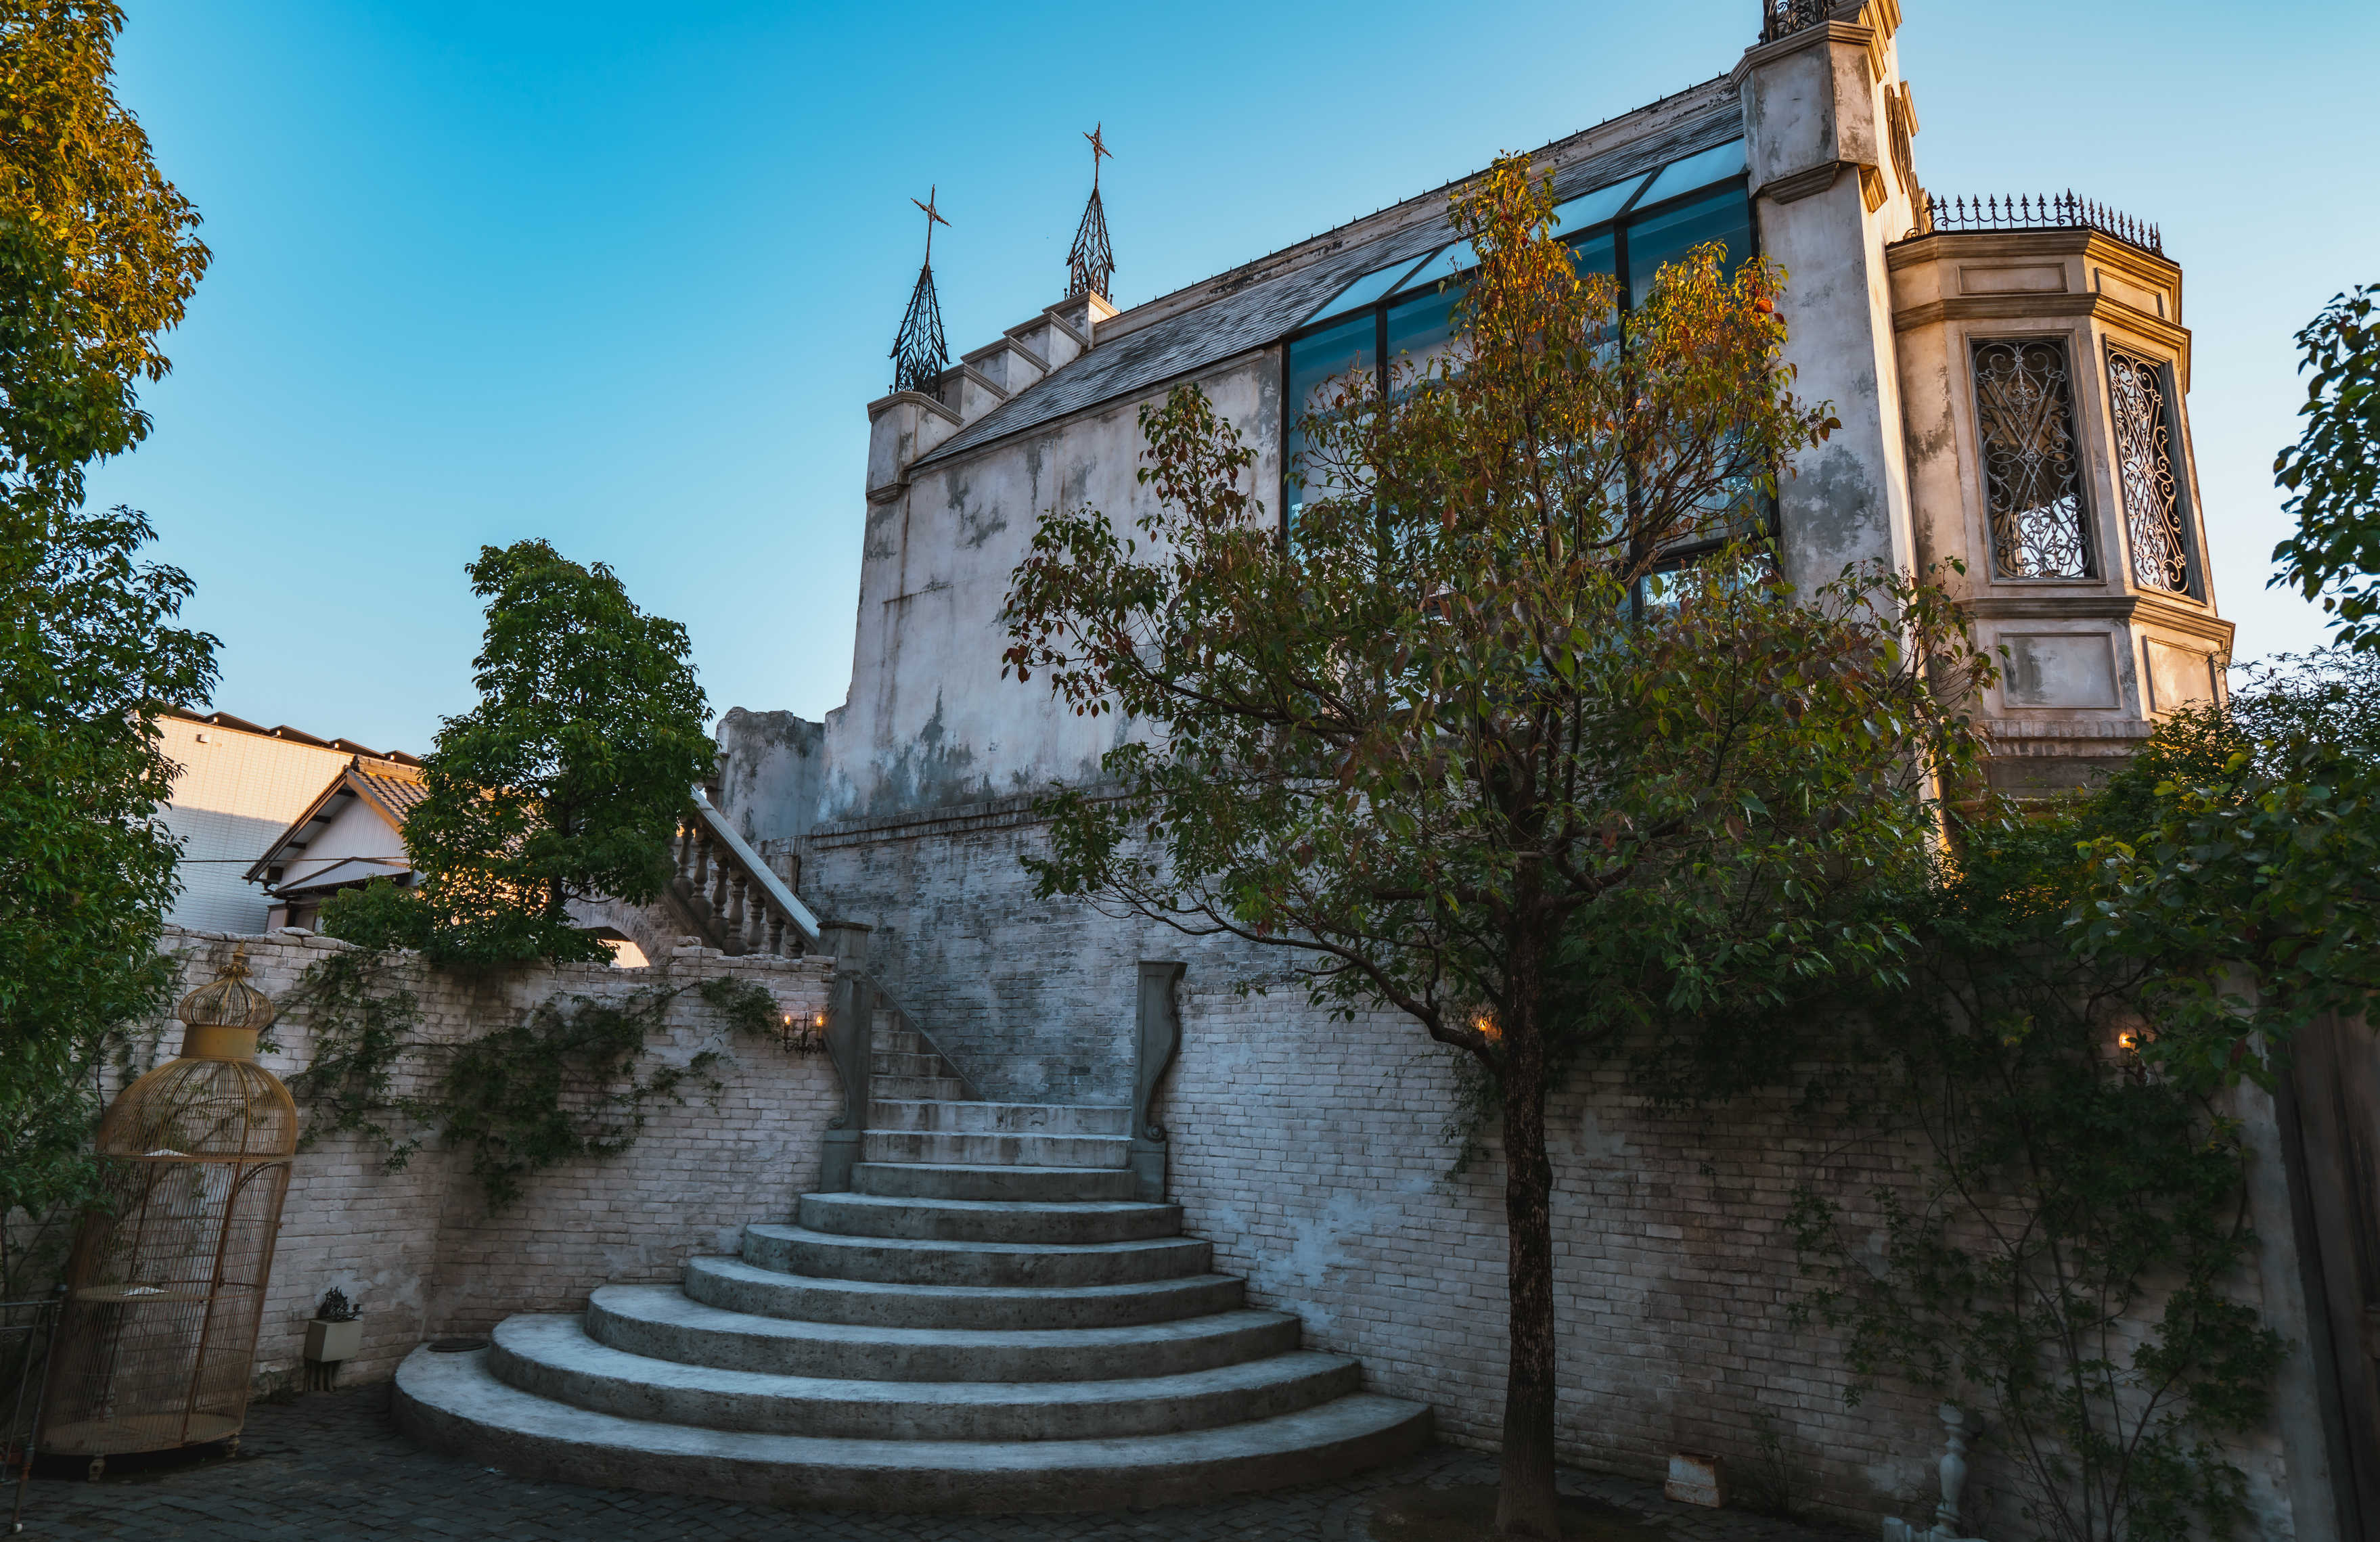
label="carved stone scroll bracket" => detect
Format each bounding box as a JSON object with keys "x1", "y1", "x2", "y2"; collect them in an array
[
  {"x1": 817, "y1": 970, "x2": 877, "y2": 1195},
  {"x1": 1127, "y1": 961, "x2": 1186, "y2": 1203}
]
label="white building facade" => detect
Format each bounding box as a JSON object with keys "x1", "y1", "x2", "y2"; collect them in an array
[{"x1": 702, "y1": 4, "x2": 2358, "y2": 1534}]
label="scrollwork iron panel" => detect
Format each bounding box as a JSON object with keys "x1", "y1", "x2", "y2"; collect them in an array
[
  {"x1": 1973, "y1": 338, "x2": 2094, "y2": 579},
  {"x1": 2106, "y1": 347, "x2": 2193, "y2": 594}
]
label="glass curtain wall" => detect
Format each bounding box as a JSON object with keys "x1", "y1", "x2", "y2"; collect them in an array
[{"x1": 1282, "y1": 140, "x2": 1753, "y2": 546}]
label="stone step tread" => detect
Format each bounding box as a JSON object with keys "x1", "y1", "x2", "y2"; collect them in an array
[
  {"x1": 591, "y1": 1284, "x2": 1289, "y2": 1355},
  {"x1": 396, "y1": 1346, "x2": 1432, "y2": 1512},
  {"x1": 857, "y1": 1163, "x2": 1127, "y2": 1179},
  {"x1": 746, "y1": 1223, "x2": 1196, "y2": 1263},
  {"x1": 861, "y1": 1131, "x2": 1132, "y2": 1171},
  {"x1": 870, "y1": 1098, "x2": 1127, "y2": 1117},
  {"x1": 495, "y1": 1313, "x2": 1355, "y2": 1416},
  {"x1": 806, "y1": 1194, "x2": 1177, "y2": 1219},
  {"x1": 870, "y1": 1076, "x2": 970, "y2": 1100},
  {"x1": 685, "y1": 1255, "x2": 1240, "y2": 1324}
]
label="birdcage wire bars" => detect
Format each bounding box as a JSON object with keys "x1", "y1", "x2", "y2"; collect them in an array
[{"x1": 40, "y1": 954, "x2": 296, "y2": 1472}]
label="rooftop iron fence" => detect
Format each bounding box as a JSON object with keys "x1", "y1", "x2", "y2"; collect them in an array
[{"x1": 1918, "y1": 192, "x2": 2164, "y2": 256}]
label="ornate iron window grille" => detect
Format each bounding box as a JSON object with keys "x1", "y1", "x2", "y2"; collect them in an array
[
  {"x1": 1067, "y1": 123, "x2": 1115, "y2": 302},
  {"x1": 2107, "y1": 347, "x2": 2193, "y2": 594},
  {"x1": 1918, "y1": 191, "x2": 2161, "y2": 256},
  {"x1": 1973, "y1": 338, "x2": 2094, "y2": 580},
  {"x1": 891, "y1": 188, "x2": 950, "y2": 396}
]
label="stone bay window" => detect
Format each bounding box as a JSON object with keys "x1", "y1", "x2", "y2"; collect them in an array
[{"x1": 1891, "y1": 194, "x2": 2227, "y2": 792}]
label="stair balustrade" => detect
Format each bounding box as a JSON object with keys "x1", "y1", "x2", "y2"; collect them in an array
[{"x1": 667, "y1": 788, "x2": 821, "y2": 957}]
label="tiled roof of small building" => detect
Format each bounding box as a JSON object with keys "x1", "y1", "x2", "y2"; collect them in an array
[
  {"x1": 914, "y1": 88, "x2": 1744, "y2": 470},
  {"x1": 351, "y1": 759, "x2": 427, "y2": 826}
]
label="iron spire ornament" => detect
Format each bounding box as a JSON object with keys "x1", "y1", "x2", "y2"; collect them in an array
[
  {"x1": 891, "y1": 186, "x2": 951, "y2": 395},
  {"x1": 1066, "y1": 124, "x2": 1115, "y2": 302}
]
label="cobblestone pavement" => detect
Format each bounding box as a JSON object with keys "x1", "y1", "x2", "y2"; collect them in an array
[{"x1": 12, "y1": 1384, "x2": 1857, "y2": 1542}]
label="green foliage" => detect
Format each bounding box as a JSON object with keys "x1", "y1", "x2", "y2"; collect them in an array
[
  {"x1": 437, "y1": 987, "x2": 720, "y2": 1211},
  {"x1": 2078, "y1": 649, "x2": 2380, "y2": 1085},
  {"x1": 696, "y1": 975, "x2": 780, "y2": 1038},
  {"x1": 1792, "y1": 758, "x2": 2291, "y2": 1541},
  {"x1": 399, "y1": 539, "x2": 715, "y2": 968},
  {"x1": 282, "y1": 947, "x2": 426, "y2": 1166},
  {"x1": 2272, "y1": 284, "x2": 2380, "y2": 650},
  {"x1": 0, "y1": 2, "x2": 211, "y2": 386},
  {"x1": 0, "y1": 6, "x2": 209, "y2": 1302},
  {"x1": 1000, "y1": 152, "x2": 1990, "y2": 1537},
  {"x1": 282, "y1": 948, "x2": 791, "y2": 1211},
  {"x1": 316, "y1": 876, "x2": 433, "y2": 953}
]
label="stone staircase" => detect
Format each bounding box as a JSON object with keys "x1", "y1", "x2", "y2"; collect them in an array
[{"x1": 392, "y1": 1018, "x2": 1431, "y2": 1512}]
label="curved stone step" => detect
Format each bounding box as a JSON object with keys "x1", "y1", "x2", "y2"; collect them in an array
[
  {"x1": 863, "y1": 1130, "x2": 1130, "y2": 1169},
  {"x1": 683, "y1": 1255, "x2": 1244, "y2": 1330},
  {"x1": 742, "y1": 1223, "x2": 1208, "y2": 1288},
  {"x1": 798, "y1": 1192, "x2": 1182, "y2": 1246},
  {"x1": 868, "y1": 1100, "x2": 1131, "y2": 1137},
  {"x1": 854, "y1": 1162, "x2": 1137, "y2": 1203},
  {"x1": 586, "y1": 1286, "x2": 1297, "y2": 1382},
  {"x1": 871, "y1": 1074, "x2": 969, "y2": 1102},
  {"x1": 396, "y1": 1345, "x2": 1433, "y2": 1514},
  {"x1": 489, "y1": 1315, "x2": 1361, "y2": 1441}
]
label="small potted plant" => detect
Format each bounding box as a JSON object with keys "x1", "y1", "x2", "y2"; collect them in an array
[{"x1": 304, "y1": 1287, "x2": 363, "y2": 1390}]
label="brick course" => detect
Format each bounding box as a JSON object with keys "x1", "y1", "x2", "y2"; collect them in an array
[{"x1": 145, "y1": 926, "x2": 836, "y2": 1388}]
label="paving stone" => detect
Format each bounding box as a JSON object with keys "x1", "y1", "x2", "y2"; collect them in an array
[{"x1": 11, "y1": 1384, "x2": 1858, "y2": 1542}]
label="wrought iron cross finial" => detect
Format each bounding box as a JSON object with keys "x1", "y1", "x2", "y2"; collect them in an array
[
  {"x1": 1067, "y1": 128, "x2": 1116, "y2": 302},
  {"x1": 892, "y1": 185, "x2": 951, "y2": 395},
  {"x1": 912, "y1": 185, "x2": 949, "y2": 266}
]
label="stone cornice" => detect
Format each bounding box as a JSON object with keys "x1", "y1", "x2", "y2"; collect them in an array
[
  {"x1": 1729, "y1": 18, "x2": 1878, "y2": 89},
  {"x1": 1962, "y1": 592, "x2": 2235, "y2": 648},
  {"x1": 1890, "y1": 291, "x2": 2191, "y2": 356}
]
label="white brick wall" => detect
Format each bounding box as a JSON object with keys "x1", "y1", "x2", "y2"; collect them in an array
[{"x1": 149, "y1": 926, "x2": 836, "y2": 1386}]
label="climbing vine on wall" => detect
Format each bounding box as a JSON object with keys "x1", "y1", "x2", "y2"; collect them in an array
[
  {"x1": 282, "y1": 950, "x2": 794, "y2": 1210},
  {"x1": 1787, "y1": 809, "x2": 2284, "y2": 1542}
]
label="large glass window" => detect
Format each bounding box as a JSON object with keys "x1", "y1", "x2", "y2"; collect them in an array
[
  {"x1": 1623, "y1": 187, "x2": 1753, "y2": 302},
  {"x1": 1281, "y1": 140, "x2": 1754, "y2": 531},
  {"x1": 1284, "y1": 313, "x2": 1376, "y2": 516}
]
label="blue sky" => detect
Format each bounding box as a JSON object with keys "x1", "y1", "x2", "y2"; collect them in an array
[{"x1": 95, "y1": 1, "x2": 2380, "y2": 754}]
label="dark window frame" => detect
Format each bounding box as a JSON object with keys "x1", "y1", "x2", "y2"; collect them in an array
[{"x1": 1278, "y1": 170, "x2": 1761, "y2": 571}]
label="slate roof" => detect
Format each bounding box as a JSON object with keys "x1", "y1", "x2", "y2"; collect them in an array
[{"x1": 914, "y1": 88, "x2": 1746, "y2": 470}]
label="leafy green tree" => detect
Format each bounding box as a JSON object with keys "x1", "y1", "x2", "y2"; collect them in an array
[
  {"x1": 2272, "y1": 284, "x2": 2379, "y2": 649},
  {"x1": 2078, "y1": 652, "x2": 2380, "y2": 1083},
  {"x1": 0, "y1": 1, "x2": 210, "y2": 384},
  {"x1": 0, "y1": 217, "x2": 213, "y2": 1294},
  {"x1": 332, "y1": 541, "x2": 713, "y2": 968},
  {"x1": 1002, "y1": 156, "x2": 1990, "y2": 1537}
]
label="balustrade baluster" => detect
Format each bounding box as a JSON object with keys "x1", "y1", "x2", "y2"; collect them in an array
[
  {"x1": 710, "y1": 846, "x2": 729, "y2": 916},
  {"x1": 767, "y1": 913, "x2": 786, "y2": 957}
]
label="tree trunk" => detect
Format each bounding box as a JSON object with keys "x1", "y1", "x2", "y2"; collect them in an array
[{"x1": 1496, "y1": 947, "x2": 1563, "y2": 1539}]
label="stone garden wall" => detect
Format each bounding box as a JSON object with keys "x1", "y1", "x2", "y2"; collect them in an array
[
  {"x1": 150, "y1": 926, "x2": 837, "y2": 1390},
  {"x1": 792, "y1": 800, "x2": 2303, "y2": 1536}
]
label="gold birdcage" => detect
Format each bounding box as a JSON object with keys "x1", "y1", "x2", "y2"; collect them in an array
[{"x1": 41, "y1": 949, "x2": 297, "y2": 1473}]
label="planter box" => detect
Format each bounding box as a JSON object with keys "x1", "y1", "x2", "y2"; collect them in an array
[{"x1": 304, "y1": 1318, "x2": 363, "y2": 1362}]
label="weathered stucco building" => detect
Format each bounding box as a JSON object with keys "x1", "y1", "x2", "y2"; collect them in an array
[{"x1": 394, "y1": 3, "x2": 2365, "y2": 1534}]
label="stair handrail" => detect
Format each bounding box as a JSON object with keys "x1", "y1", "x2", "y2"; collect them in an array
[{"x1": 669, "y1": 788, "x2": 822, "y2": 955}]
